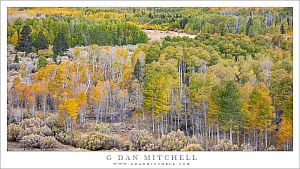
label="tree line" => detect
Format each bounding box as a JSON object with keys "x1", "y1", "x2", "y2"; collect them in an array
[
  {"x1": 8, "y1": 16, "x2": 148, "y2": 56},
  {"x1": 8, "y1": 7, "x2": 293, "y2": 37}
]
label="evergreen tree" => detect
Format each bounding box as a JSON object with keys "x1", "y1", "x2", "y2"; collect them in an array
[
  {"x1": 245, "y1": 17, "x2": 253, "y2": 36},
  {"x1": 216, "y1": 81, "x2": 242, "y2": 143},
  {"x1": 16, "y1": 25, "x2": 32, "y2": 53},
  {"x1": 14, "y1": 55, "x2": 19, "y2": 63},
  {"x1": 34, "y1": 31, "x2": 48, "y2": 50},
  {"x1": 179, "y1": 17, "x2": 188, "y2": 29},
  {"x1": 37, "y1": 56, "x2": 48, "y2": 70},
  {"x1": 53, "y1": 31, "x2": 69, "y2": 55},
  {"x1": 145, "y1": 44, "x2": 161, "y2": 64},
  {"x1": 280, "y1": 24, "x2": 285, "y2": 34},
  {"x1": 133, "y1": 58, "x2": 143, "y2": 82},
  {"x1": 53, "y1": 54, "x2": 58, "y2": 63}
]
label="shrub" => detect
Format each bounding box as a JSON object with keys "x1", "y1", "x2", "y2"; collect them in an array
[
  {"x1": 20, "y1": 118, "x2": 45, "y2": 129},
  {"x1": 188, "y1": 135, "x2": 198, "y2": 144},
  {"x1": 7, "y1": 110, "x2": 23, "y2": 125},
  {"x1": 55, "y1": 130, "x2": 72, "y2": 145},
  {"x1": 110, "y1": 148, "x2": 119, "y2": 151},
  {"x1": 241, "y1": 143, "x2": 254, "y2": 151},
  {"x1": 128, "y1": 128, "x2": 160, "y2": 151},
  {"x1": 40, "y1": 136, "x2": 57, "y2": 150},
  {"x1": 89, "y1": 123, "x2": 111, "y2": 134},
  {"x1": 7, "y1": 124, "x2": 22, "y2": 141},
  {"x1": 21, "y1": 126, "x2": 41, "y2": 136},
  {"x1": 266, "y1": 145, "x2": 275, "y2": 151},
  {"x1": 40, "y1": 126, "x2": 53, "y2": 136},
  {"x1": 38, "y1": 47, "x2": 53, "y2": 58},
  {"x1": 121, "y1": 140, "x2": 133, "y2": 151},
  {"x1": 45, "y1": 114, "x2": 59, "y2": 129},
  {"x1": 20, "y1": 134, "x2": 42, "y2": 149},
  {"x1": 55, "y1": 129, "x2": 81, "y2": 147},
  {"x1": 109, "y1": 135, "x2": 123, "y2": 149},
  {"x1": 212, "y1": 139, "x2": 239, "y2": 151},
  {"x1": 181, "y1": 144, "x2": 204, "y2": 151},
  {"x1": 78, "y1": 132, "x2": 114, "y2": 151},
  {"x1": 162, "y1": 130, "x2": 187, "y2": 151}
]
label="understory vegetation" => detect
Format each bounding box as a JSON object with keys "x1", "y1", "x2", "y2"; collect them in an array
[{"x1": 7, "y1": 7, "x2": 293, "y2": 151}]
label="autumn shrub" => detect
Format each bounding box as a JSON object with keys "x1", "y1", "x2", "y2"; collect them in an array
[
  {"x1": 40, "y1": 125, "x2": 53, "y2": 136},
  {"x1": 110, "y1": 135, "x2": 124, "y2": 149},
  {"x1": 73, "y1": 132, "x2": 82, "y2": 147},
  {"x1": 55, "y1": 129, "x2": 72, "y2": 145},
  {"x1": 55, "y1": 129, "x2": 82, "y2": 147},
  {"x1": 7, "y1": 123, "x2": 22, "y2": 141},
  {"x1": 7, "y1": 110, "x2": 23, "y2": 125},
  {"x1": 21, "y1": 126, "x2": 41, "y2": 136},
  {"x1": 89, "y1": 123, "x2": 112, "y2": 134},
  {"x1": 240, "y1": 143, "x2": 254, "y2": 151},
  {"x1": 40, "y1": 136, "x2": 57, "y2": 150},
  {"x1": 17, "y1": 118, "x2": 56, "y2": 139},
  {"x1": 20, "y1": 117, "x2": 45, "y2": 129},
  {"x1": 212, "y1": 139, "x2": 239, "y2": 151},
  {"x1": 45, "y1": 114, "x2": 59, "y2": 129},
  {"x1": 78, "y1": 132, "x2": 114, "y2": 151},
  {"x1": 128, "y1": 128, "x2": 161, "y2": 151},
  {"x1": 38, "y1": 47, "x2": 53, "y2": 58},
  {"x1": 22, "y1": 111, "x2": 32, "y2": 120},
  {"x1": 266, "y1": 145, "x2": 275, "y2": 151},
  {"x1": 181, "y1": 144, "x2": 204, "y2": 151},
  {"x1": 188, "y1": 135, "x2": 198, "y2": 144},
  {"x1": 110, "y1": 147, "x2": 119, "y2": 151},
  {"x1": 162, "y1": 130, "x2": 188, "y2": 151},
  {"x1": 121, "y1": 140, "x2": 133, "y2": 151},
  {"x1": 20, "y1": 134, "x2": 42, "y2": 149}
]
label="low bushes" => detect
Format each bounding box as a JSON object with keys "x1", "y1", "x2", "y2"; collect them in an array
[
  {"x1": 40, "y1": 136, "x2": 57, "y2": 150},
  {"x1": 55, "y1": 129, "x2": 73, "y2": 145},
  {"x1": 77, "y1": 132, "x2": 116, "y2": 151},
  {"x1": 20, "y1": 134, "x2": 42, "y2": 149},
  {"x1": 128, "y1": 128, "x2": 161, "y2": 151},
  {"x1": 40, "y1": 126, "x2": 53, "y2": 136},
  {"x1": 240, "y1": 143, "x2": 254, "y2": 151},
  {"x1": 22, "y1": 126, "x2": 41, "y2": 136},
  {"x1": 8, "y1": 118, "x2": 54, "y2": 140},
  {"x1": 181, "y1": 144, "x2": 204, "y2": 151},
  {"x1": 212, "y1": 139, "x2": 239, "y2": 151},
  {"x1": 89, "y1": 123, "x2": 112, "y2": 134},
  {"x1": 8, "y1": 117, "x2": 59, "y2": 150},
  {"x1": 9, "y1": 117, "x2": 272, "y2": 151},
  {"x1": 162, "y1": 130, "x2": 187, "y2": 151},
  {"x1": 7, "y1": 124, "x2": 22, "y2": 141},
  {"x1": 19, "y1": 118, "x2": 45, "y2": 129},
  {"x1": 20, "y1": 134, "x2": 58, "y2": 150}
]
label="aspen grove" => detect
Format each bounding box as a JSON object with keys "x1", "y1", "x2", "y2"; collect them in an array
[{"x1": 7, "y1": 7, "x2": 293, "y2": 151}]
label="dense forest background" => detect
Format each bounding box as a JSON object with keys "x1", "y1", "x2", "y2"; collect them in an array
[{"x1": 7, "y1": 7, "x2": 293, "y2": 151}]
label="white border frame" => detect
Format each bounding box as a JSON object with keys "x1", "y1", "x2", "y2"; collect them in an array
[{"x1": 1, "y1": 1, "x2": 299, "y2": 168}]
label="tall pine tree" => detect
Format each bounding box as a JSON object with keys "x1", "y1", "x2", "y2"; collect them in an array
[
  {"x1": 16, "y1": 25, "x2": 32, "y2": 54},
  {"x1": 34, "y1": 31, "x2": 48, "y2": 50},
  {"x1": 216, "y1": 81, "x2": 242, "y2": 143},
  {"x1": 245, "y1": 17, "x2": 253, "y2": 36},
  {"x1": 53, "y1": 31, "x2": 69, "y2": 55},
  {"x1": 133, "y1": 58, "x2": 143, "y2": 82}
]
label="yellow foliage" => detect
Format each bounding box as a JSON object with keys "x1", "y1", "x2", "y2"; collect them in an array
[
  {"x1": 10, "y1": 31, "x2": 18, "y2": 46},
  {"x1": 59, "y1": 99, "x2": 79, "y2": 122},
  {"x1": 277, "y1": 117, "x2": 292, "y2": 145},
  {"x1": 76, "y1": 92, "x2": 88, "y2": 107},
  {"x1": 116, "y1": 48, "x2": 128, "y2": 60},
  {"x1": 90, "y1": 81, "x2": 103, "y2": 103}
]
